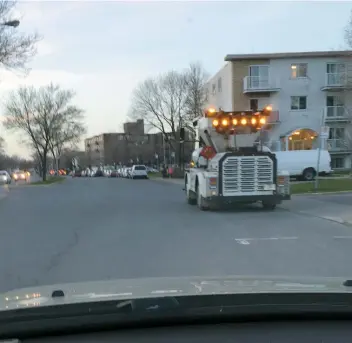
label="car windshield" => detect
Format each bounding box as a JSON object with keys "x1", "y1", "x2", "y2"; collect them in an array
[{"x1": 0, "y1": 0, "x2": 352, "y2": 327}]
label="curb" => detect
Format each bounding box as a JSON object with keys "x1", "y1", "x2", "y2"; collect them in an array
[
  {"x1": 25, "y1": 182, "x2": 65, "y2": 187},
  {"x1": 320, "y1": 215, "x2": 352, "y2": 226},
  {"x1": 292, "y1": 191, "x2": 352, "y2": 196},
  {"x1": 151, "y1": 178, "x2": 184, "y2": 185}
]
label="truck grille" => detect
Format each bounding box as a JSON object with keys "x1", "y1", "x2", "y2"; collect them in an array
[{"x1": 222, "y1": 156, "x2": 273, "y2": 196}]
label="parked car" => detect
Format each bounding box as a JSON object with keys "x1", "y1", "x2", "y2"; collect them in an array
[
  {"x1": 94, "y1": 170, "x2": 104, "y2": 177},
  {"x1": 130, "y1": 165, "x2": 148, "y2": 179},
  {"x1": 109, "y1": 170, "x2": 118, "y2": 178},
  {"x1": 0, "y1": 170, "x2": 11, "y2": 184},
  {"x1": 73, "y1": 170, "x2": 82, "y2": 177}
]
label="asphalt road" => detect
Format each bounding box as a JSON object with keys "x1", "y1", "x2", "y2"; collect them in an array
[{"x1": 0, "y1": 177, "x2": 352, "y2": 293}]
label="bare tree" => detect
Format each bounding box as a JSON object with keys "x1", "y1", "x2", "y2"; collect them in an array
[
  {"x1": 345, "y1": 10, "x2": 352, "y2": 49},
  {"x1": 0, "y1": 136, "x2": 4, "y2": 155},
  {"x1": 0, "y1": 151, "x2": 33, "y2": 170},
  {"x1": 0, "y1": 1, "x2": 41, "y2": 73},
  {"x1": 3, "y1": 84, "x2": 86, "y2": 181},
  {"x1": 129, "y1": 70, "x2": 188, "y2": 150},
  {"x1": 183, "y1": 61, "x2": 209, "y2": 132},
  {"x1": 49, "y1": 110, "x2": 86, "y2": 170}
]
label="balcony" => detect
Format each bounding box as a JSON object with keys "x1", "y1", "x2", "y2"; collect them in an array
[
  {"x1": 243, "y1": 76, "x2": 280, "y2": 94},
  {"x1": 327, "y1": 138, "x2": 351, "y2": 152},
  {"x1": 325, "y1": 106, "x2": 352, "y2": 122},
  {"x1": 321, "y1": 72, "x2": 349, "y2": 91}
]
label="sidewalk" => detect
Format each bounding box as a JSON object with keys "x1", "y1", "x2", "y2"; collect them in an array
[{"x1": 280, "y1": 195, "x2": 352, "y2": 226}]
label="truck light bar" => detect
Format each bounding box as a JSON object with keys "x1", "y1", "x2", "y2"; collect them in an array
[{"x1": 206, "y1": 106, "x2": 272, "y2": 134}]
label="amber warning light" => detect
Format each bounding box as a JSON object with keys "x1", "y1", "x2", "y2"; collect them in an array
[
  {"x1": 204, "y1": 107, "x2": 217, "y2": 117},
  {"x1": 211, "y1": 106, "x2": 271, "y2": 134}
]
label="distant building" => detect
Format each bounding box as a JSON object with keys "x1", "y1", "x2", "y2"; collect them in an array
[{"x1": 84, "y1": 119, "x2": 194, "y2": 166}]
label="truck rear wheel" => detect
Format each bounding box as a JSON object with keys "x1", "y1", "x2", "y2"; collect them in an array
[
  {"x1": 185, "y1": 177, "x2": 196, "y2": 205},
  {"x1": 196, "y1": 184, "x2": 209, "y2": 211},
  {"x1": 186, "y1": 189, "x2": 196, "y2": 205}
]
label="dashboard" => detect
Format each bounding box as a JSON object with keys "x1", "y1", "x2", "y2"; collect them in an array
[{"x1": 22, "y1": 321, "x2": 352, "y2": 342}]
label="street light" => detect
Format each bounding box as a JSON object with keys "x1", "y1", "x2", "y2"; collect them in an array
[{"x1": 1, "y1": 20, "x2": 20, "y2": 28}]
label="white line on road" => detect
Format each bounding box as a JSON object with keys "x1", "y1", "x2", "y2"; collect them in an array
[{"x1": 234, "y1": 237, "x2": 298, "y2": 245}]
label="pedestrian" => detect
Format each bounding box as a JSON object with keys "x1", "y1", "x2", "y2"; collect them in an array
[
  {"x1": 162, "y1": 164, "x2": 167, "y2": 178},
  {"x1": 168, "y1": 166, "x2": 173, "y2": 178}
]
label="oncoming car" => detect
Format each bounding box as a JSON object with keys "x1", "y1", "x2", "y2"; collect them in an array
[{"x1": 12, "y1": 170, "x2": 28, "y2": 182}]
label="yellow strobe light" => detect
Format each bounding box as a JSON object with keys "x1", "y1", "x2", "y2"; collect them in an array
[
  {"x1": 240, "y1": 118, "x2": 247, "y2": 125},
  {"x1": 221, "y1": 118, "x2": 229, "y2": 126}
]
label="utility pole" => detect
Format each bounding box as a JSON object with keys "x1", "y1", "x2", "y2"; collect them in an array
[
  {"x1": 162, "y1": 133, "x2": 166, "y2": 165},
  {"x1": 314, "y1": 108, "x2": 328, "y2": 192}
]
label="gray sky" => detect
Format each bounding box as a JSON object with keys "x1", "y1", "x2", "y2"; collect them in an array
[{"x1": 0, "y1": 0, "x2": 350, "y2": 158}]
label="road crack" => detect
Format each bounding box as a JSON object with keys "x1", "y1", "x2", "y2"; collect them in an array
[{"x1": 45, "y1": 231, "x2": 79, "y2": 272}]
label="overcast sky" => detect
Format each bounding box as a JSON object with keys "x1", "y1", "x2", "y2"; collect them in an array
[{"x1": 0, "y1": 0, "x2": 350, "y2": 158}]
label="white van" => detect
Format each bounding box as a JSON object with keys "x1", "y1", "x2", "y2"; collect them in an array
[
  {"x1": 274, "y1": 149, "x2": 332, "y2": 181},
  {"x1": 130, "y1": 165, "x2": 148, "y2": 179}
]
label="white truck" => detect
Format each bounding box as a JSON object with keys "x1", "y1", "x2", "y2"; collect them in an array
[{"x1": 184, "y1": 107, "x2": 291, "y2": 211}]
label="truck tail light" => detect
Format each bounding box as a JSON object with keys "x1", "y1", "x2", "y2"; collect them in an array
[
  {"x1": 277, "y1": 176, "x2": 285, "y2": 185},
  {"x1": 209, "y1": 177, "x2": 217, "y2": 187}
]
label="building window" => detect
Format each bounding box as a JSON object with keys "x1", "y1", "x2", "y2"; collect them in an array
[
  {"x1": 329, "y1": 127, "x2": 345, "y2": 139},
  {"x1": 291, "y1": 63, "x2": 307, "y2": 78},
  {"x1": 250, "y1": 99, "x2": 258, "y2": 111},
  {"x1": 331, "y1": 157, "x2": 345, "y2": 169},
  {"x1": 290, "y1": 96, "x2": 307, "y2": 110},
  {"x1": 212, "y1": 84, "x2": 216, "y2": 95},
  {"x1": 217, "y1": 78, "x2": 222, "y2": 92},
  {"x1": 327, "y1": 63, "x2": 345, "y2": 74}
]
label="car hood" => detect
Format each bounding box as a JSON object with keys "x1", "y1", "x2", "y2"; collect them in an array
[{"x1": 1, "y1": 275, "x2": 352, "y2": 311}]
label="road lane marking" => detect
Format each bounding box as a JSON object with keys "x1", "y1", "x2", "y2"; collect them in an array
[
  {"x1": 234, "y1": 237, "x2": 298, "y2": 245},
  {"x1": 236, "y1": 239, "x2": 250, "y2": 245}
]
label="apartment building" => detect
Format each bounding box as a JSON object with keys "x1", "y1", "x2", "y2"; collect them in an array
[
  {"x1": 84, "y1": 119, "x2": 195, "y2": 166},
  {"x1": 205, "y1": 50, "x2": 352, "y2": 170}
]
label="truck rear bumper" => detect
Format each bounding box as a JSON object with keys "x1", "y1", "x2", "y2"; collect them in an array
[{"x1": 204, "y1": 194, "x2": 290, "y2": 205}]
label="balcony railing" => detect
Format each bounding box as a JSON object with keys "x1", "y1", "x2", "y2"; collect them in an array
[
  {"x1": 243, "y1": 76, "x2": 279, "y2": 93},
  {"x1": 324, "y1": 72, "x2": 346, "y2": 87},
  {"x1": 325, "y1": 106, "x2": 351, "y2": 121},
  {"x1": 327, "y1": 138, "x2": 349, "y2": 151}
]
